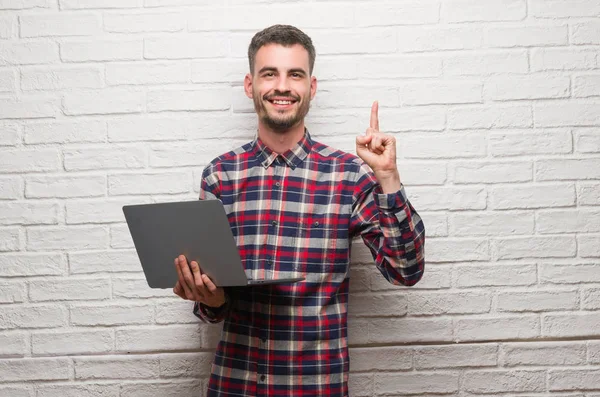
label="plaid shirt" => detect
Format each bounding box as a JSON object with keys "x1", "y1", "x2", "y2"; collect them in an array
[{"x1": 193, "y1": 131, "x2": 425, "y2": 397}]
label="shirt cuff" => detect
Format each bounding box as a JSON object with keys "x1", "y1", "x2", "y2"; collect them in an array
[{"x1": 375, "y1": 184, "x2": 408, "y2": 211}]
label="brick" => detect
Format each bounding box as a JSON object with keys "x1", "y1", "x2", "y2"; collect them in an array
[
  {"x1": 60, "y1": 0, "x2": 142, "y2": 8},
  {"x1": 0, "y1": 98, "x2": 58, "y2": 119},
  {"x1": 112, "y1": 276, "x2": 173, "y2": 299},
  {"x1": 549, "y1": 369, "x2": 600, "y2": 391},
  {"x1": 0, "y1": 305, "x2": 66, "y2": 329},
  {"x1": 535, "y1": 102, "x2": 600, "y2": 127},
  {"x1": 0, "y1": 148, "x2": 60, "y2": 172},
  {"x1": 36, "y1": 384, "x2": 119, "y2": 397},
  {"x1": 490, "y1": 183, "x2": 575, "y2": 209},
  {"x1": 358, "y1": 317, "x2": 453, "y2": 344},
  {"x1": 444, "y1": 50, "x2": 528, "y2": 76},
  {"x1": 576, "y1": 127, "x2": 600, "y2": 153},
  {"x1": 537, "y1": 158, "x2": 600, "y2": 180},
  {"x1": 106, "y1": 61, "x2": 190, "y2": 85},
  {"x1": 530, "y1": 0, "x2": 600, "y2": 18},
  {"x1": 578, "y1": 182, "x2": 600, "y2": 205},
  {"x1": 0, "y1": 281, "x2": 25, "y2": 303},
  {"x1": 417, "y1": 212, "x2": 448, "y2": 237},
  {"x1": 104, "y1": 12, "x2": 185, "y2": 33},
  {"x1": 32, "y1": 330, "x2": 113, "y2": 355},
  {"x1": 24, "y1": 120, "x2": 106, "y2": 144},
  {"x1": 451, "y1": 211, "x2": 534, "y2": 236},
  {"x1": 155, "y1": 301, "x2": 205, "y2": 324},
  {"x1": 448, "y1": 104, "x2": 532, "y2": 129},
  {"x1": 0, "y1": 16, "x2": 17, "y2": 39},
  {"x1": 147, "y1": 87, "x2": 230, "y2": 112},
  {"x1": 371, "y1": 265, "x2": 451, "y2": 291},
  {"x1": 311, "y1": 28, "x2": 397, "y2": 55},
  {"x1": 401, "y1": 132, "x2": 486, "y2": 159},
  {"x1": 0, "y1": 253, "x2": 64, "y2": 277},
  {"x1": 0, "y1": 202, "x2": 59, "y2": 225},
  {"x1": 357, "y1": 55, "x2": 441, "y2": 79},
  {"x1": 159, "y1": 352, "x2": 213, "y2": 377},
  {"x1": 71, "y1": 303, "x2": 153, "y2": 326},
  {"x1": 348, "y1": 292, "x2": 407, "y2": 317},
  {"x1": 116, "y1": 325, "x2": 204, "y2": 352},
  {"x1": 120, "y1": 381, "x2": 203, "y2": 397},
  {"x1": 357, "y1": 1, "x2": 439, "y2": 26},
  {"x1": 0, "y1": 358, "x2": 69, "y2": 381},
  {"x1": 27, "y1": 226, "x2": 108, "y2": 251},
  {"x1": 453, "y1": 161, "x2": 532, "y2": 184},
  {"x1": 486, "y1": 24, "x2": 568, "y2": 47},
  {"x1": 60, "y1": 39, "x2": 142, "y2": 62},
  {"x1": 485, "y1": 75, "x2": 569, "y2": 100},
  {"x1": 572, "y1": 21, "x2": 600, "y2": 44},
  {"x1": 348, "y1": 373, "x2": 372, "y2": 397},
  {"x1": 403, "y1": 80, "x2": 482, "y2": 105},
  {"x1": 110, "y1": 225, "x2": 134, "y2": 249},
  {"x1": 397, "y1": 26, "x2": 482, "y2": 52},
  {"x1": 145, "y1": 35, "x2": 228, "y2": 60},
  {"x1": 0, "y1": 122, "x2": 20, "y2": 146},
  {"x1": 0, "y1": 42, "x2": 59, "y2": 65},
  {"x1": 63, "y1": 89, "x2": 145, "y2": 115},
  {"x1": 455, "y1": 315, "x2": 540, "y2": 341},
  {"x1": 63, "y1": 146, "x2": 146, "y2": 171},
  {"x1": 74, "y1": 356, "x2": 159, "y2": 379},
  {"x1": 490, "y1": 129, "x2": 572, "y2": 157},
  {"x1": 20, "y1": 13, "x2": 101, "y2": 37},
  {"x1": 531, "y1": 48, "x2": 598, "y2": 71},
  {"x1": 574, "y1": 75, "x2": 600, "y2": 98},
  {"x1": 0, "y1": 387, "x2": 32, "y2": 397},
  {"x1": 396, "y1": 161, "x2": 447, "y2": 185},
  {"x1": 579, "y1": 235, "x2": 600, "y2": 257},
  {"x1": 502, "y1": 342, "x2": 586, "y2": 366},
  {"x1": 455, "y1": 264, "x2": 537, "y2": 288},
  {"x1": 442, "y1": 0, "x2": 525, "y2": 22},
  {"x1": 0, "y1": 0, "x2": 51, "y2": 9},
  {"x1": 544, "y1": 312, "x2": 600, "y2": 337},
  {"x1": 498, "y1": 289, "x2": 579, "y2": 312},
  {"x1": 0, "y1": 333, "x2": 26, "y2": 357},
  {"x1": 584, "y1": 288, "x2": 600, "y2": 309},
  {"x1": 537, "y1": 209, "x2": 600, "y2": 233},
  {"x1": 66, "y1": 198, "x2": 151, "y2": 224},
  {"x1": 108, "y1": 116, "x2": 187, "y2": 142},
  {"x1": 464, "y1": 370, "x2": 545, "y2": 393},
  {"x1": 21, "y1": 66, "x2": 103, "y2": 91},
  {"x1": 0, "y1": 227, "x2": 19, "y2": 251},
  {"x1": 108, "y1": 172, "x2": 190, "y2": 195},
  {"x1": 495, "y1": 236, "x2": 576, "y2": 259},
  {"x1": 69, "y1": 249, "x2": 140, "y2": 273},
  {"x1": 0, "y1": 69, "x2": 16, "y2": 93},
  {"x1": 409, "y1": 186, "x2": 486, "y2": 210},
  {"x1": 29, "y1": 278, "x2": 110, "y2": 301},
  {"x1": 590, "y1": 341, "x2": 600, "y2": 363},
  {"x1": 26, "y1": 175, "x2": 105, "y2": 199},
  {"x1": 415, "y1": 344, "x2": 497, "y2": 369},
  {"x1": 541, "y1": 263, "x2": 600, "y2": 284},
  {"x1": 349, "y1": 347, "x2": 411, "y2": 372},
  {"x1": 375, "y1": 372, "x2": 459, "y2": 395},
  {"x1": 427, "y1": 238, "x2": 490, "y2": 262},
  {"x1": 150, "y1": 141, "x2": 244, "y2": 167},
  {"x1": 191, "y1": 58, "x2": 247, "y2": 83},
  {"x1": 0, "y1": 176, "x2": 22, "y2": 199},
  {"x1": 145, "y1": 0, "x2": 208, "y2": 5},
  {"x1": 408, "y1": 291, "x2": 491, "y2": 315}
]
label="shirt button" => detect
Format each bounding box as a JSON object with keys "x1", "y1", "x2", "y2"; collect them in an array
[
  {"x1": 260, "y1": 374, "x2": 266, "y2": 382},
  {"x1": 271, "y1": 221, "x2": 278, "y2": 226},
  {"x1": 275, "y1": 181, "x2": 281, "y2": 187},
  {"x1": 314, "y1": 221, "x2": 319, "y2": 226}
]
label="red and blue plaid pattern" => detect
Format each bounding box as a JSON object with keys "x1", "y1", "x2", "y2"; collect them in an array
[{"x1": 193, "y1": 131, "x2": 425, "y2": 396}]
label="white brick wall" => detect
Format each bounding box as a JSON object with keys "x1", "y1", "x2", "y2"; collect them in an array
[{"x1": 0, "y1": 0, "x2": 599, "y2": 395}]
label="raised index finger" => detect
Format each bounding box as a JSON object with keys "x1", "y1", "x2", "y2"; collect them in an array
[{"x1": 370, "y1": 101, "x2": 379, "y2": 131}]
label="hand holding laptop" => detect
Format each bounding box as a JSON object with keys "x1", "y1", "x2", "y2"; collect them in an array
[{"x1": 173, "y1": 254, "x2": 226, "y2": 308}]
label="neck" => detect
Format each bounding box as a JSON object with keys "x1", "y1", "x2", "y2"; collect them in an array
[{"x1": 257, "y1": 120, "x2": 306, "y2": 154}]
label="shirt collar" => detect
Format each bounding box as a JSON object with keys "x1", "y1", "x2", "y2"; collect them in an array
[{"x1": 252, "y1": 129, "x2": 313, "y2": 169}]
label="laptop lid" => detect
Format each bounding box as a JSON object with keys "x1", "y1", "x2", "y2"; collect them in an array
[{"x1": 122, "y1": 200, "x2": 303, "y2": 288}]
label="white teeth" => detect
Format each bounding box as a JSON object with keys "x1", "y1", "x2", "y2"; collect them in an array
[{"x1": 273, "y1": 100, "x2": 292, "y2": 105}]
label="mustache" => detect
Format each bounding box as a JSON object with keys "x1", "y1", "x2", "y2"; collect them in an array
[{"x1": 263, "y1": 91, "x2": 300, "y2": 101}]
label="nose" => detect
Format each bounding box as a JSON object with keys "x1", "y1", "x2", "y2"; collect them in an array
[{"x1": 276, "y1": 75, "x2": 290, "y2": 93}]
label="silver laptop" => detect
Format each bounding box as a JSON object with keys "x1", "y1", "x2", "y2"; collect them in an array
[{"x1": 122, "y1": 200, "x2": 304, "y2": 288}]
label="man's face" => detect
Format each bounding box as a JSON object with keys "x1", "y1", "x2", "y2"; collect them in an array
[{"x1": 245, "y1": 43, "x2": 317, "y2": 133}]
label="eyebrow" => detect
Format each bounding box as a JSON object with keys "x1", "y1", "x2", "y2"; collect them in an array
[{"x1": 257, "y1": 66, "x2": 307, "y2": 75}]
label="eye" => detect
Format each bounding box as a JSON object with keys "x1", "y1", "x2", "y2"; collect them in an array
[{"x1": 292, "y1": 73, "x2": 302, "y2": 78}]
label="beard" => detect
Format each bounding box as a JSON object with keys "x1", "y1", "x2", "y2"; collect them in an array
[{"x1": 253, "y1": 89, "x2": 311, "y2": 134}]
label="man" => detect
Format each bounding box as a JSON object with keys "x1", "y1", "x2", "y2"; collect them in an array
[{"x1": 173, "y1": 24, "x2": 425, "y2": 397}]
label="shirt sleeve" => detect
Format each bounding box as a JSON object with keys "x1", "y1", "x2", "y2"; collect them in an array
[
  {"x1": 350, "y1": 163, "x2": 425, "y2": 286},
  {"x1": 192, "y1": 163, "x2": 230, "y2": 323}
]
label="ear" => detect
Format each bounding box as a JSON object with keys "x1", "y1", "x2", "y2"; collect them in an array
[
  {"x1": 310, "y1": 75, "x2": 317, "y2": 100},
  {"x1": 244, "y1": 73, "x2": 253, "y2": 99}
]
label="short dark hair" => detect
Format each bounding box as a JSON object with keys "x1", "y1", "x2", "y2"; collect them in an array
[{"x1": 248, "y1": 24, "x2": 316, "y2": 75}]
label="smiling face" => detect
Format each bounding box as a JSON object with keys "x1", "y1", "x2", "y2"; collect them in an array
[{"x1": 244, "y1": 43, "x2": 317, "y2": 134}]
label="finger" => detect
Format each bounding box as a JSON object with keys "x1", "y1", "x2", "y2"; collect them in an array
[
  {"x1": 174, "y1": 257, "x2": 193, "y2": 299},
  {"x1": 179, "y1": 255, "x2": 201, "y2": 301},
  {"x1": 202, "y1": 274, "x2": 218, "y2": 294},
  {"x1": 173, "y1": 280, "x2": 185, "y2": 298},
  {"x1": 370, "y1": 101, "x2": 379, "y2": 131},
  {"x1": 189, "y1": 260, "x2": 207, "y2": 297},
  {"x1": 356, "y1": 134, "x2": 372, "y2": 146}
]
